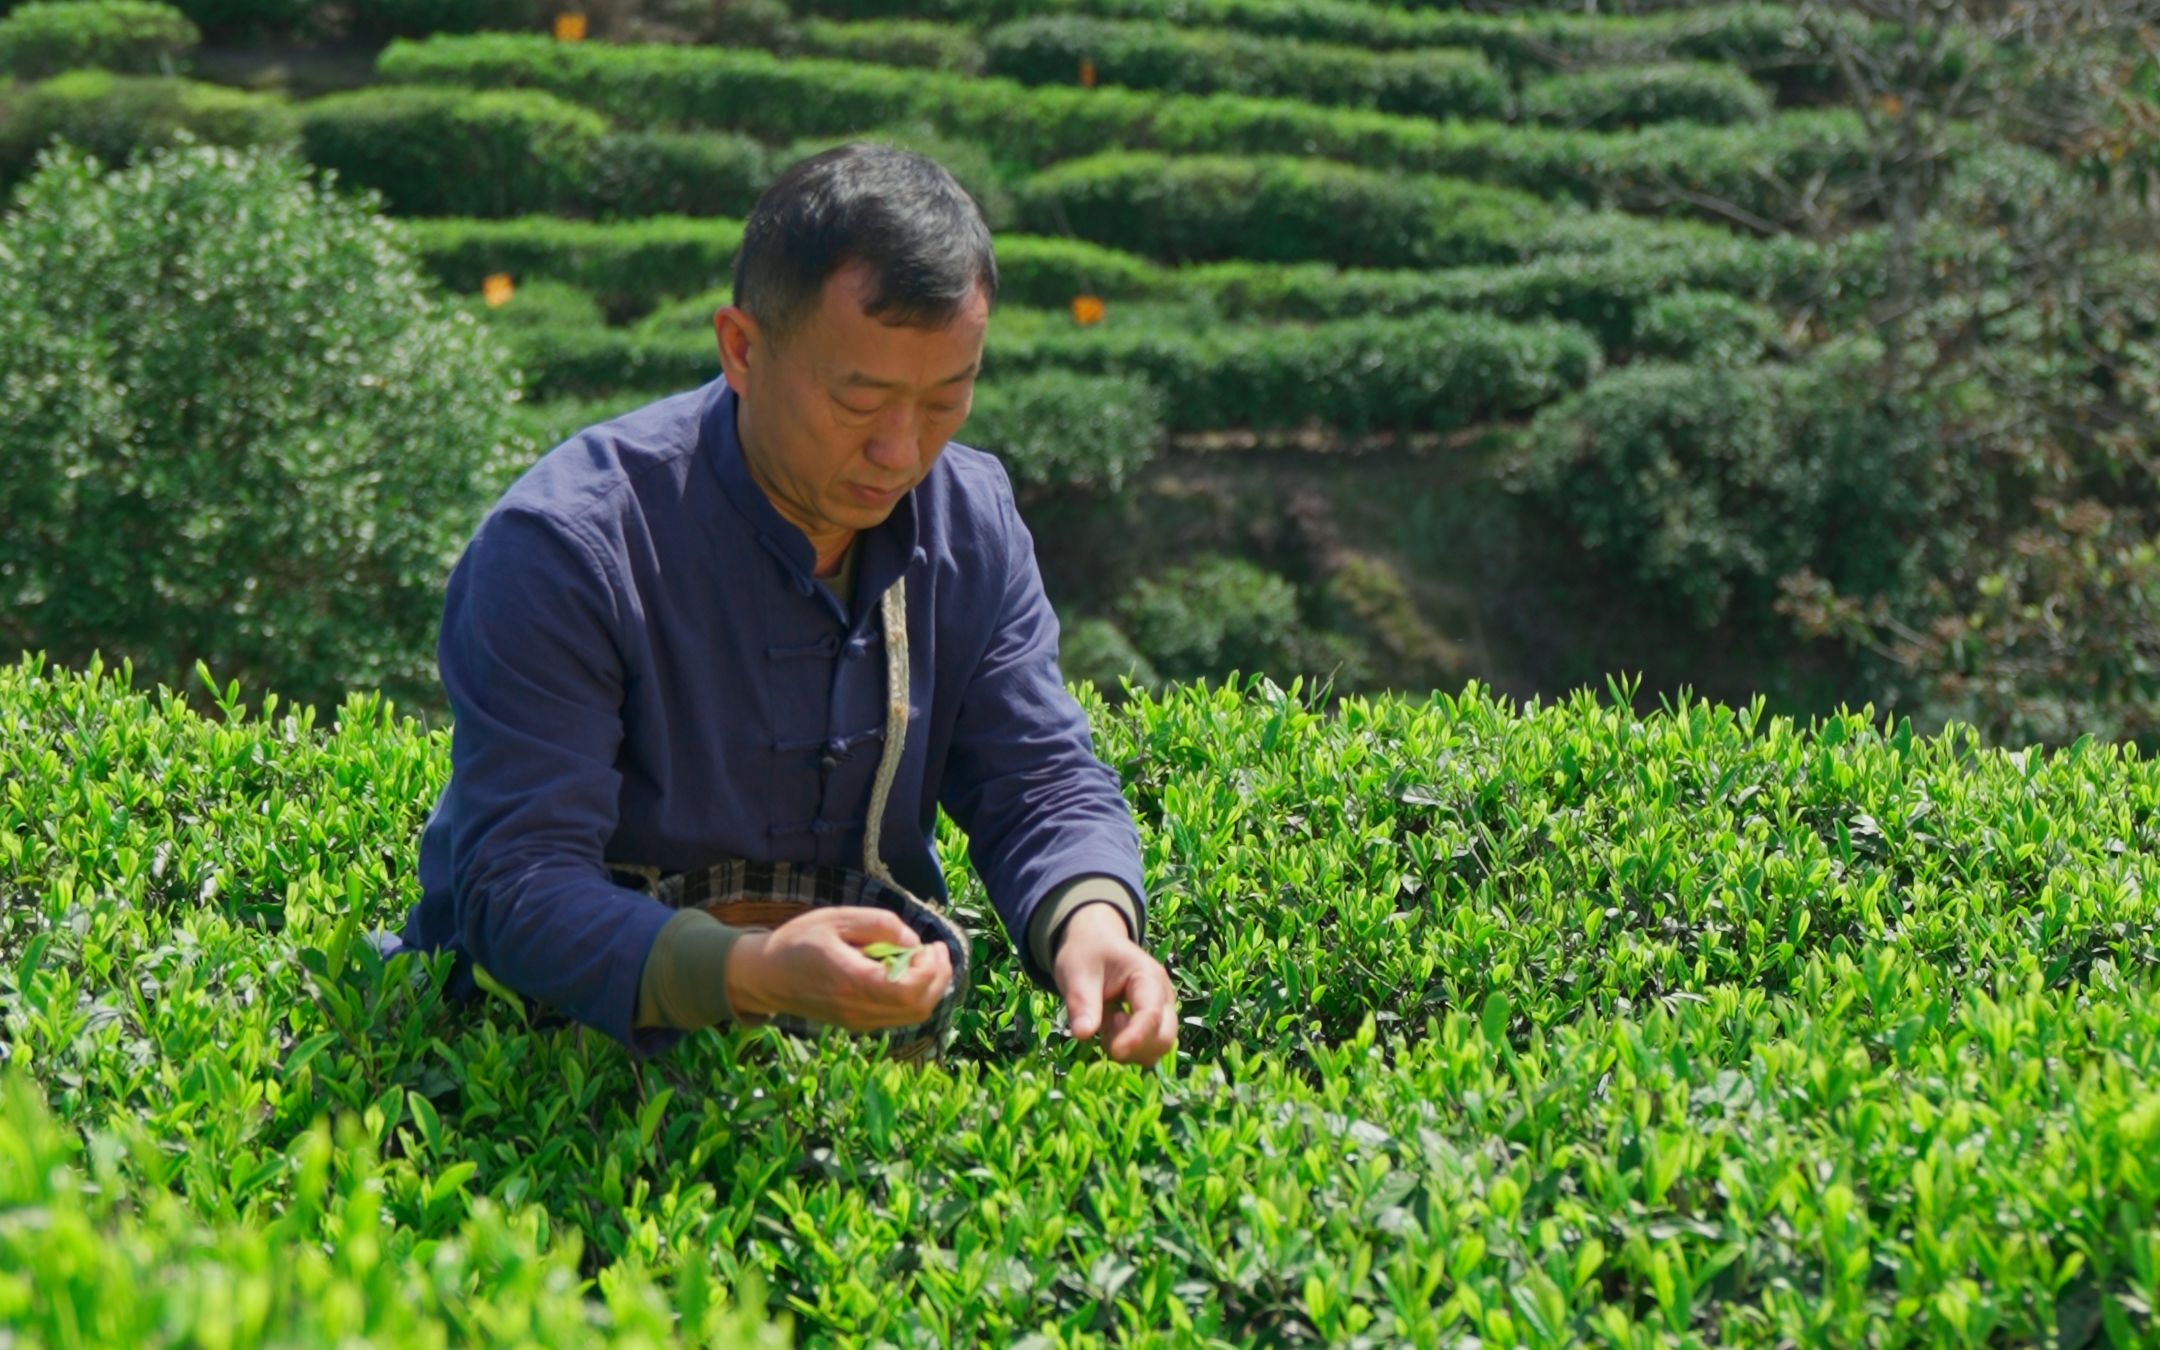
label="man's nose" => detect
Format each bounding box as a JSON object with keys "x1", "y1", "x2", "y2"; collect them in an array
[{"x1": 866, "y1": 406, "x2": 924, "y2": 469}]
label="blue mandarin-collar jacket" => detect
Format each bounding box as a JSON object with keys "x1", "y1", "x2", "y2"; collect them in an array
[{"x1": 397, "y1": 374, "x2": 1149, "y2": 1058}]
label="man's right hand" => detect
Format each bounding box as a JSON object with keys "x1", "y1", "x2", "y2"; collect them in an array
[{"x1": 724, "y1": 907, "x2": 952, "y2": 1030}]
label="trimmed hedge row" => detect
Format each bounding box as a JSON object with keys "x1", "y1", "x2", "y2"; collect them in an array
[
  {"x1": 298, "y1": 84, "x2": 775, "y2": 220},
  {"x1": 501, "y1": 306, "x2": 1603, "y2": 434},
  {"x1": 0, "y1": 68, "x2": 295, "y2": 185},
  {"x1": 982, "y1": 15, "x2": 1509, "y2": 122},
  {"x1": 298, "y1": 85, "x2": 610, "y2": 217},
  {"x1": 374, "y1": 36, "x2": 1886, "y2": 225},
  {"x1": 0, "y1": 0, "x2": 198, "y2": 80},
  {"x1": 798, "y1": 0, "x2": 1839, "y2": 77},
  {"x1": 9, "y1": 660, "x2": 2160, "y2": 1344},
  {"x1": 1523, "y1": 59, "x2": 1773, "y2": 129},
  {"x1": 414, "y1": 208, "x2": 1835, "y2": 353},
  {"x1": 406, "y1": 216, "x2": 1175, "y2": 318},
  {"x1": 1017, "y1": 151, "x2": 1555, "y2": 269}
]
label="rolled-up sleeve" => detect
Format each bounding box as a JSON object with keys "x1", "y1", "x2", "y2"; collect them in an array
[
  {"x1": 936, "y1": 470, "x2": 1149, "y2": 990},
  {"x1": 438, "y1": 506, "x2": 683, "y2": 1058}
]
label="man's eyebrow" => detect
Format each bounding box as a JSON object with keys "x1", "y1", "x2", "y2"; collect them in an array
[{"x1": 837, "y1": 362, "x2": 979, "y2": 390}]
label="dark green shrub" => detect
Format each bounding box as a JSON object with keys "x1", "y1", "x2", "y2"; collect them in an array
[
  {"x1": 983, "y1": 15, "x2": 1507, "y2": 121},
  {"x1": 1116, "y1": 555, "x2": 1368, "y2": 685},
  {"x1": 0, "y1": 0, "x2": 197, "y2": 79},
  {"x1": 1509, "y1": 360, "x2": 1812, "y2": 627},
  {"x1": 1055, "y1": 615, "x2": 1161, "y2": 698},
  {"x1": 0, "y1": 69, "x2": 294, "y2": 186},
  {"x1": 1019, "y1": 152, "x2": 1553, "y2": 268},
  {"x1": 964, "y1": 368, "x2": 1164, "y2": 492},
  {"x1": 793, "y1": 16, "x2": 983, "y2": 73},
  {"x1": 300, "y1": 85, "x2": 609, "y2": 218},
  {"x1": 585, "y1": 128, "x2": 769, "y2": 219},
  {"x1": 1629, "y1": 287, "x2": 1781, "y2": 362},
  {"x1": 1521, "y1": 61, "x2": 1773, "y2": 130},
  {"x1": 0, "y1": 143, "x2": 526, "y2": 714}
]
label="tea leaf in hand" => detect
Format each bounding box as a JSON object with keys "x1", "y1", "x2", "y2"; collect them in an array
[{"x1": 862, "y1": 941, "x2": 919, "y2": 982}]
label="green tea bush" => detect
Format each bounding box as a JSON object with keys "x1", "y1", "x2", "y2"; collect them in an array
[
  {"x1": 1189, "y1": 228, "x2": 1831, "y2": 345},
  {"x1": 1116, "y1": 555, "x2": 1370, "y2": 686},
  {"x1": 0, "y1": 69, "x2": 294, "y2": 185},
  {"x1": 0, "y1": 1073, "x2": 789, "y2": 1346},
  {"x1": 1509, "y1": 361, "x2": 1804, "y2": 626},
  {"x1": 984, "y1": 15, "x2": 1508, "y2": 121},
  {"x1": 0, "y1": 0, "x2": 197, "y2": 80},
  {"x1": 1018, "y1": 151, "x2": 1553, "y2": 269},
  {"x1": 791, "y1": 15, "x2": 983, "y2": 73},
  {"x1": 299, "y1": 85, "x2": 610, "y2": 218},
  {"x1": 0, "y1": 143, "x2": 525, "y2": 716},
  {"x1": 375, "y1": 35, "x2": 1886, "y2": 224},
  {"x1": 964, "y1": 368, "x2": 1165, "y2": 493},
  {"x1": 1629, "y1": 286, "x2": 1782, "y2": 362},
  {"x1": 584, "y1": 128, "x2": 770, "y2": 220},
  {"x1": 5, "y1": 657, "x2": 2159, "y2": 1343},
  {"x1": 1055, "y1": 614, "x2": 1162, "y2": 698},
  {"x1": 1522, "y1": 60, "x2": 1773, "y2": 129}
]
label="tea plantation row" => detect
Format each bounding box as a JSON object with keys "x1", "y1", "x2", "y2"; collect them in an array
[{"x1": 5, "y1": 655, "x2": 2158, "y2": 1344}]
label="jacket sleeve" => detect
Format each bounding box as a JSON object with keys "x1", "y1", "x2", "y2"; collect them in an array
[
  {"x1": 437, "y1": 506, "x2": 684, "y2": 1059},
  {"x1": 936, "y1": 467, "x2": 1149, "y2": 991}
]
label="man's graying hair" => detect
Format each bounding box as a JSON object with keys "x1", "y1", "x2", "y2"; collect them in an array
[{"x1": 732, "y1": 142, "x2": 999, "y2": 351}]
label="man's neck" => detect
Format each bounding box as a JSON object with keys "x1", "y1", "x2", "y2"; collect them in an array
[
  {"x1": 812, "y1": 534, "x2": 856, "y2": 579},
  {"x1": 735, "y1": 399, "x2": 855, "y2": 578}
]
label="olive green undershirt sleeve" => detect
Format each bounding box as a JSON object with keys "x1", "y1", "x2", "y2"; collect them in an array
[
  {"x1": 634, "y1": 906, "x2": 771, "y2": 1032},
  {"x1": 1027, "y1": 875, "x2": 1140, "y2": 978}
]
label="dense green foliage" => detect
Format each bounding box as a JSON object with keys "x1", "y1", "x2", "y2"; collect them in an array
[
  {"x1": 0, "y1": 1074, "x2": 789, "y2": 1346},
  {"x1": 0, "y1": 143, "x2": 523, "y2": 718},
  {"x1": 7, "y1": 658, "x2": 2159, "y2": 1343},
  {"x1": 0, "y1": 67, "x2": 293, "y2": 183},
  {"x1": 0, "y1": 0, "x2": 198, "y2": 79}
]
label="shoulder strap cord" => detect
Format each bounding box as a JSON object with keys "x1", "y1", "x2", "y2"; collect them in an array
[{"x1": 863, "y1": 575, "x2": 932, "y2": 910}]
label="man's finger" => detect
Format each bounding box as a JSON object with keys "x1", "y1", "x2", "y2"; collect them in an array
[
  {"x1": 1063, "y1": 948, "x2": 1107, "y2": 1041},
  {"x1": 1108, "y1": 970, "x2": 1172, "y2": 1061}
]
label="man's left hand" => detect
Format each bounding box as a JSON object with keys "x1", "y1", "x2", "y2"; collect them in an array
[{"x1": 1053, "y1": 903, "x2": 1178, "y2": 1067}]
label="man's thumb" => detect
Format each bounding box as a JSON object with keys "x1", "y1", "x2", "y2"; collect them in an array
[{"x1": 835, "y1": 907, "x2": 917, "y2": 946}]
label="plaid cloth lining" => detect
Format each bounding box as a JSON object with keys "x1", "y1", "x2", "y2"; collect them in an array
[{"x1": 610, "y1": 858, "x2": 971, "y2": 1063}]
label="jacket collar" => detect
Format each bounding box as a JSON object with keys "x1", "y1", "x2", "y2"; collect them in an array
[{"x1": 699, "y1": 375, "x2": 923, "y2": 628}]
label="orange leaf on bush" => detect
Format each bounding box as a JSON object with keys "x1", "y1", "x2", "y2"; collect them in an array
[
  {"x1": 554, "y1": 12, "x2": 587, "y2": 41},
  {"x1": 1070, "y1": 294, "x2": 1105, "y2": 326},
  {"x1": 483, "y1": 273, "x2": 515, "y2": 307}
]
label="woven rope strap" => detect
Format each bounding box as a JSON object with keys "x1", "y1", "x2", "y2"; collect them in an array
[{"x1": 863, "y1": 573, "x2": 931, "y2": 909}]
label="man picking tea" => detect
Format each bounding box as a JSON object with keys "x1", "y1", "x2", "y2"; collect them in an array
[{"x1": 383, "y1": 144, "x2": 1177, "y2": 1067}]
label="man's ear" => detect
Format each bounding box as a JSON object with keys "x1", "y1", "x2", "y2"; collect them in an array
[{"x1": 714, "y1": 306, "x2": 757, "y2": 385}]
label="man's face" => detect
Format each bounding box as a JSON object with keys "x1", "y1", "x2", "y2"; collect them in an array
[{"x1": 716, "y1": 260, "x2": 988, "y2": 547}]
